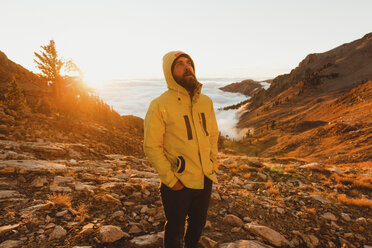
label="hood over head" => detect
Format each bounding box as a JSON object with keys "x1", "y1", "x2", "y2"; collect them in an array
[{"x1": 162, "y1": 51, "x2": 202, "y2": 101}]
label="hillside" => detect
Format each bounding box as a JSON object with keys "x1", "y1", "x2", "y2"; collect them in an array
[
  {"x1": 0, "y1": 50, "x2": 144, "y2": 158},
  {"x1": 230, "y1": 33, "x2": 372, "y2": 164}
]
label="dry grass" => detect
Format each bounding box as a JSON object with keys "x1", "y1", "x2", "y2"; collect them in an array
[
  {"x1": 230, "y1": 168, "x2": 238, "y2": 174},
  {"x1": 264, "y1": 180, "x2": 280, "y2": 195},
  {"x1": 238, "y1": 164, "x2": 250, "y2": 171},
  {"x1": 331, "y1": 161, "x2": 372, "y2": 169},
  {"x1": 353, "y1": 175, "x2": 372, "y2": 190},
  {"x1": 48, "y1": 192, "x2": 72, "y2": 208},
  {"x1": 264, "y1": 180, "x2": 273, "y2": 188},
  {"x1": 242, "y1": 172, "x2": 251, "y2": 179},
  {"x1": 330, "y1": 173, "x2": 372, "y2": 190},
  {"x1": 337, "y1": 194, "x2": 372, "y2": 209},
  {"x1": 268, "y1": 187, "x2": 280, "y2": 195},
  {"x1": 75, "y1": 203, "x2": 89, "y2": 223},
  {"x1": 304, "y1": 207, "x2": 316, "y2": 215}
]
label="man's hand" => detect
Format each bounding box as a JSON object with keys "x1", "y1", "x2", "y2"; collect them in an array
[{"x1": 171, "y1": 180, "x2": 184, "y2": 191}]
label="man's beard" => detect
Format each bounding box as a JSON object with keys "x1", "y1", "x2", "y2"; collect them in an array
[{"x1": 174, "y1": 71, "x2": 198, "y2": 93}]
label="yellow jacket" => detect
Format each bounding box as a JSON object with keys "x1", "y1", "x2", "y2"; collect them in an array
[{"x1": 143, "y1": 51, "x2": 219, "y2": 189}]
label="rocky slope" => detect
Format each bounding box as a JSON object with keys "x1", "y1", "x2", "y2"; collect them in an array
[
  {"x1": 224, "y1": 33, "x2": 372, "y2": 164},
  {"x1": 219, "y1": 80, "x2": 271, "y2": 97},
  {"x1": 1, "y1": 139, "x2": 371, "y2": 248}
]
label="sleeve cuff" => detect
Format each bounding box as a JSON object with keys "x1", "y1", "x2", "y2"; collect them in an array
[{"x1": 166, "y1": 175, "x2": 179, "y2": 188}]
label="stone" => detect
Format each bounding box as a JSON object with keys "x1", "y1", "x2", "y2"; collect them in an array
[
  {"x1": 129, "y1": 225, "x2": 142, "y2": 234},
  {"x1": 140, "y1": 205, "x2": 148, "y2": 214},
  {"x1": 0, "y1": 160, "x2": 66, "y2": 172},
  {"x1": 223, "y1": 240, "x2": 274, "y2": 248},
  {"x1": 300, "y1": 162, "x2": 320, "y2": 168},
  {"x1": 244, "y1": 224, "x2": 289, "y2": 247},
  {"x1": 276, "y1": 207, "x2": 285, "y2": 214},
  {"x1": 101, "y1": 194, "x2": 121, "y2": 205},
  {"x1": 56, "y1": 210, "x2": 68, "y2": 217},
  {"x1": 205, "y1": 220, "x2": 212, "y2": 229},
  {"x1": 355, "y1": 233, "x2": 366, "y2": 241},
  {"x1": 328, "y1": 167, "x2": 343, "y2": 173},
  {"x1": 322, "y1": 212, "x2": 337, "y2": 221},
  {"x1": 310, "y1": 194, "x2": 330, "y2": 204},
  {"x1": 344, "y1": 233, "x2": 354, "y2": 238},
  {"x1": 75, "y1": 182, "x2": 95, "y2": 192},
  {"x1": 20, "y1": 202, "x2": 53, "y2": 213},
  {"x1": 0, "y1": 224, "x2": 20, "y2": 235},
  {"x1": 211, "y1": 191, "x2": 221, "y2": 201},
  {"x1": 31, "y1": 176, "x2": 45, "y2": 187},
  {"x1": 111, "y1": 210, "x2": 125, "y2": 219},
  {"x1": 308, "y1": 234, "x2": 319, "y2": 247},
  {"x1": 49, "y1": 225, "x2": 67, "y2": 240},
  {"x1": 356, "y1": 217, "x2": 367, "y2": 225},
  {"x1": 99, "y1": 225, "x2": 129, "y2": 243},
  {"x1": 130, "y1": 232, "x2": 163, "y2": 246},
  {"x1": 80, "y1": 223, "x2": 95, "y2": 234},
  {"x1": 45, "y1": 223, "x2": 56, "y2": 229},
  {"x1": 223, "y1": 214, "x2": 244, "y2": 227},
  {"x1": 0, "y1": 190, "x2": 23, "y2": 199},
  {"x1": 0, "y1": 240, "x2": 23, "y2": 248},
  {"x1": 341, "y1": 213, "x2": 351, "y2": 221},
  {"x1": 50, "y1": 185, "x2": 72, "y2": 192},
  {"x1": 54, "y1": 176, "x2": 74, "y2": 184},
  {"x1": 199, "y1": 236, "x2": 218, "y2": 248}
]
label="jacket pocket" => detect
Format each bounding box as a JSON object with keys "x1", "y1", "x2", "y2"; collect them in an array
[
  {"x1": 200, "y1": 112, "x2": 209, "y2": 136},
  {"x1": 183, "y1": 115, "x2": 193, "y2": 140},
  {"x1": 176, "y1": 156, "x2": 186, "y2": 173}
]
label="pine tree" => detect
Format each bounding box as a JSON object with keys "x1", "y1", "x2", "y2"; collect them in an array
[
  {"x1": 4, "y1": 79, "x2": 27, "y2": 110},
  {"x1": 34, "y1": 40, "x2": 64, "y2": 99}
]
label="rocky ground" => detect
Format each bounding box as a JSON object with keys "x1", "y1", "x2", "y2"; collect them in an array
[{"x1": 1, "y1": 138, "x2": 371, "y2": 248}]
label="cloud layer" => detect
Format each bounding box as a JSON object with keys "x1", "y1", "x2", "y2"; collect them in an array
[{"x1": 95, "y1": 78, "x2": 249, "y2": 139}]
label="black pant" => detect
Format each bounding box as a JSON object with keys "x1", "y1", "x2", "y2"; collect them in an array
[{"x1": 160, "y1": 176, "x2": 212, "y2": 248}]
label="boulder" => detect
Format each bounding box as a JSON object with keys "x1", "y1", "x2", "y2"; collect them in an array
[
  {"x1": 244, "y1": 224, "x2": 289, "y2": 247},
  {"x1": 49, "y1": 226, "x2": 67, "y2": 240},
  {"x1": 223, "y1": 214, "x2": 244, "y2": 227},
  {"x1": 98, "y1": 225, "x2": 129, "y2": 243},
  {"x1": 130, "y1": 232, "x2": 163, "y2": 246}
]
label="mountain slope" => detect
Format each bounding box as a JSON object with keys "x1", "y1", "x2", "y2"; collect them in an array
[{"x1": 234, "y1": 33, "x2": 372, "y2": 164}]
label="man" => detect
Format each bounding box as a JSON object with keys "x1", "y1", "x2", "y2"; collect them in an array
[{"x1": 143, "y1": 51, "x2": 219, "y2": 248}]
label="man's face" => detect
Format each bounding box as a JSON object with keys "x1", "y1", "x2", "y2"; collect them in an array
[{"x1": 172, "y1": 56, "x2": 197, "y2": 91}]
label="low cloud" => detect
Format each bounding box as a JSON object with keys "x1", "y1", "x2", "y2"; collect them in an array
[{"x1": 95, "y1": 78, "x2": 249, "y2": 140}]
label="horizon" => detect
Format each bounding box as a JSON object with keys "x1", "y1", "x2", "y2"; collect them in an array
[{"x1": 1, "y1": 0, "x2": 372, "y2": 87}]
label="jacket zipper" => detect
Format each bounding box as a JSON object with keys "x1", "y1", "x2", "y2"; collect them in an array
[{"x1": 190, "y1": 98, "x2": 205, "y2": 174}]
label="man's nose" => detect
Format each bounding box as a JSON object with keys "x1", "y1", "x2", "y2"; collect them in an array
[{"x1": 185, "y1": 63, "x2": 193, "y2": 72}]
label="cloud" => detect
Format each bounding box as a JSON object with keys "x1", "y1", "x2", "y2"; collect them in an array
[{"x1": 95, "y1": 78, "x2": 249, "y2": 139}]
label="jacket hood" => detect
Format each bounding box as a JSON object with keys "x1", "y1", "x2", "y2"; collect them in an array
[{"x1": 162, "y1": 51, "x2": 202, "y2": 101}]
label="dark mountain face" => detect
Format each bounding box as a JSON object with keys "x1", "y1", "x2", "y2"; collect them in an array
[
  {"x1": 243, "y1": 33, "x2": 372, "y2": 113},
  {"x1": 232, "y1": 33, "x2": 372, "y2": 164}
]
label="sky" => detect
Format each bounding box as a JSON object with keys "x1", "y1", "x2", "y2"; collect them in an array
[{"x1": 1, "y1": 0, "x2": 372, "y2": 86}]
